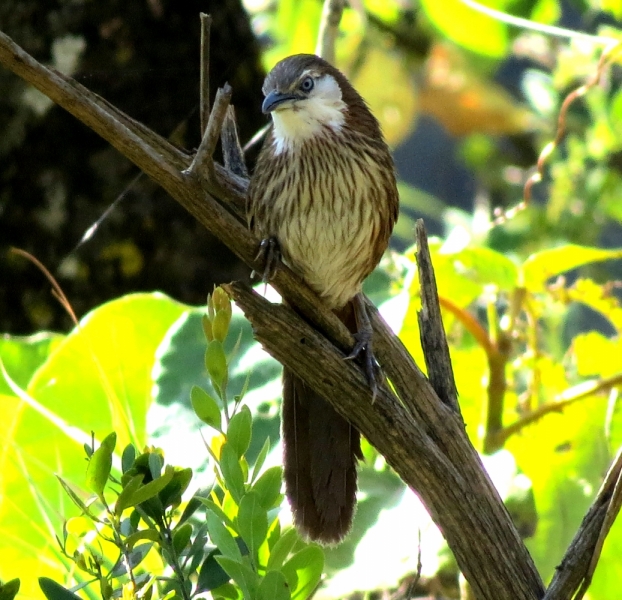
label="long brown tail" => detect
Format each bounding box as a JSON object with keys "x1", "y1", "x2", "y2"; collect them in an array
[
  {"x1": 282, "y1": 368, "x2": 361, "y2": 544},
  {"x1": 281, "y1": 301, "x2": 362, "y2": 544}
]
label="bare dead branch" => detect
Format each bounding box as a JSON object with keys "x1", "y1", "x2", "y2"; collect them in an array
[
  {"x1": 199, "y1": 13, "x2": 212, "y2": 136},
  {"x1": 415, "y1": 220, "x2": 459, "y2": 412}
]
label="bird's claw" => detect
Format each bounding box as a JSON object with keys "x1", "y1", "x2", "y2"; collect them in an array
[
  {"x1": 346, "y1": 329, "x2": 381, "y2": 402},
  {"x1": 252, "y1": 236, "x2": 281, "y2": 282}
]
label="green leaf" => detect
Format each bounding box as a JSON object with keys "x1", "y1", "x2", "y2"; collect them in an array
[
  {"x1": 85, "y1": 432, "x2": 117, "y2": 498},
  {"x1": 158, "y1": 467, "x2": 193, "y2": 508},
  {"x1": 508, "y1": 399, "x2": 610, "y2": 580},
  {"x1": 237, "y1": 491, "x2": 269, "y2": 561},
  {"x1": 206, "y1": 510, "x2": 242, "y2": 562},
  {"x1": 227, "y1": 406, "x2": 252, "y2": 459},
  {"x1": 251, "y1": 437, "x2": 271, "y2": 483},
  {"x1": 520, "y1": 245, "x2": 622, "y2": 290},
  {"x1": 212, "y1": 310, "x2": 231, "y2": 343},
  {"x1": 420, "y1": 0, "x2": 509, "y2": 57},
  {"x1": 220, "y1": 443, "x2": 246, "y2": 503},
  {"x1": 210, "y1": 582, "x2": 241, "y2": 600},
  {"x1": 252, "y1": 467, "x2": 283, "y2": 510},
  {"x1": 0, "y1": 579, "x2": 20, "y2": 600},
  {"x1": 281, "y1": 546, "x2": 324, "y2": 600},
  {"x1": 197, "y1": 550, "x2": 231, "y2": 592},
  {"x1": 148, "y1": 452, "x2": 163, "y2": 479},
  {"x1": 214, "y1": 557, "x2": 259, "y2": 600},
  {"x1": 258, "y1": 571, "x2": 290, "y2": 600},
  {"x1": 267, "y1": 528, "x2": 298, "y2": 571},
  {"x1": 191, "y1": 385, "x2": 222, "y2": 430},
  {"x1": 39, "y1": 578, "x2": 82, "y2": 600},
  {"x1": 178, "y1": 495, "x2": 203, "y2": 525},
  {"x1": 115, "y1": 474, "x2": 145, "y2": 514},
  {"x1": 206, "y1": 340, "x2": 228, "y2": 392},
  {"x1": 121, "y1": 444, "x2": 136, "y2": 474},
  {"x1": 0, "y1": 333, "x2": 63, "y2": 396},
  {"x1": 173, "y1": 522, "x2": 193, "y2": 555},
  {"x1": 123, "y1": 465, "x2": 174, "y2": 507},
  {"x1": 124, "y1": 529, "x2": 160, "y2": 550},
  {"x1": 199, "y1": 498, "x2": 235, "y2": 528}
]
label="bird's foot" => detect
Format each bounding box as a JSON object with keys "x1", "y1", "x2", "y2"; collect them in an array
[
  {"x1": 345, "y1": 294, "x2": 383, "y2": 401},
  {"x1": 253, "y1": 236, "x2": 281, "y2": 282}
]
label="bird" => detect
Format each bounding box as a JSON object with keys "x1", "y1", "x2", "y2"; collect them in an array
[{"x1": 247, "y1": 53, "x2": 399, "y2": 544}]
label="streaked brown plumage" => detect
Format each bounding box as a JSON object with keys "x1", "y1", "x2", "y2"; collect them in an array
[{"x1": 247, "y1": 54, "x2": 399, "y2": 543}]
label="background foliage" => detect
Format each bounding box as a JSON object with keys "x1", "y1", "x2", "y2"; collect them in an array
[{"x1": 4, "y1": 0, "x2": 622, "y2": 598}]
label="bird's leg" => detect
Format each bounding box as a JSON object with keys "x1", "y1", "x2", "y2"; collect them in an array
[
  {"x1": 253, "y1": 236, "x2": 281, "y2": 282},
  {"x1": 346, "y1": 293, "x2": 382, "y2": 399}
]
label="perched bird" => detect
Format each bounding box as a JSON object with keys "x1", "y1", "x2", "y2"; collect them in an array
[{"x1": 247, "y1": 54, "x2": 399, "y2": 543}]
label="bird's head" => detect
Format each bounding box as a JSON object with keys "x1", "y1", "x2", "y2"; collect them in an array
[{"x1": 261, "y1": 54, "x2": 352, "y2": 154}]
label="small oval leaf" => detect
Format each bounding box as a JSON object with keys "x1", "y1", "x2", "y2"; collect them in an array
[
  {"x1": 227, "y1": 406, "x2": 252, "y2": 458},
  {"x1": 85, "y1": 432, "x2": 116, "y2": 498},
  {"x1": 205, "y1": 340, "x2": 228, "y2": 391},
  {"x1": 191, "y1": 385, "x2": 222, "y2": 430}
]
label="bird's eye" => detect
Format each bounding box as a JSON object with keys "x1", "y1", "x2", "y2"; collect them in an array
[{"x1": 300, "y1": 76, "x2": 314, "y2": 92}]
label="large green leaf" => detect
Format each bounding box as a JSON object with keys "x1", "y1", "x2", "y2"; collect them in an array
[
  {"x1": 0, "y1": 293, "x2": 185, "y2": 597},
  {"x1": 520, "y1": 245, "x2": 622, "y2": 291},
  {"x1": 0, "y1": 333, "x2": 64, "y2": 395}
]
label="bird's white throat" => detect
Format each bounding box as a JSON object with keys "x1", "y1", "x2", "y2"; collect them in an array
[{"x1": 270, "y1": 74, "x2": 347, "y2": 155}]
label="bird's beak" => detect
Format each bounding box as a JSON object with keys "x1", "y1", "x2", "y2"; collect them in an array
[{"x1": 262, "y1": 90, "x2": 298, "y2": 114}]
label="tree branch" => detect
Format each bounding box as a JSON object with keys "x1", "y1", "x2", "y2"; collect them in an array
[{"x1": 0, "y1": 29, "x2": 553, "y2": 599}]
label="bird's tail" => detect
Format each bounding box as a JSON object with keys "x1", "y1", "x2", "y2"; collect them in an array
[{"x1": 281, "y1": 302, "x2": 362, "y2": 544}]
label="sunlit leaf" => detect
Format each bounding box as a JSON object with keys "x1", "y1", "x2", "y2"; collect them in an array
[
  {"x1": 220, "y1": 443, "x2": 246, "y2": 503},
  {"x1": 267, "y1": 528, "x2": 298, "y2": 571},
  {"x1": 281, "y1": 546, "x2": 324, "y2": 600},
  {"x1": 252, "y1": 466, "x2": 283, "y2": 510},
  {"x1": 520, "y1": 245, "x2": 622, "y2": 290},
  {"x1": 206, "y1": 510, "x2": 242, "y2": 563},
  {"x1": 85, "y1": 432, "x2": 116, "y2": 498},
  {"x1": 191, "y1": 385, "x2": 222, "y2": 430},
  {"x1": 227, "y1": 406, "x2": 252, "y2": 459},
  {"x1": 215, "y1": 557, "x2": 259, "y2": 600},
  {"x1": 238, "y1": 491, "x2": 269, "y2": 561},
  {"x1": 258, "y1": 570, "x2": 290, "y2": 600}
]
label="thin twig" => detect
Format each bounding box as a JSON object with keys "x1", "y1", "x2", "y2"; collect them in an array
[
  {"x1": 199, "y1": 13, "x2": 212, "y2": 136},
  {"x1": 315, "y1": 0, "x2": 345, "y2": 64},
  {"x1": 10, "y1": 248, "x2": 79, "y2": 326},
  {"x1": 187, "y1": 83, "x2": 232, "y2": 177}
]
